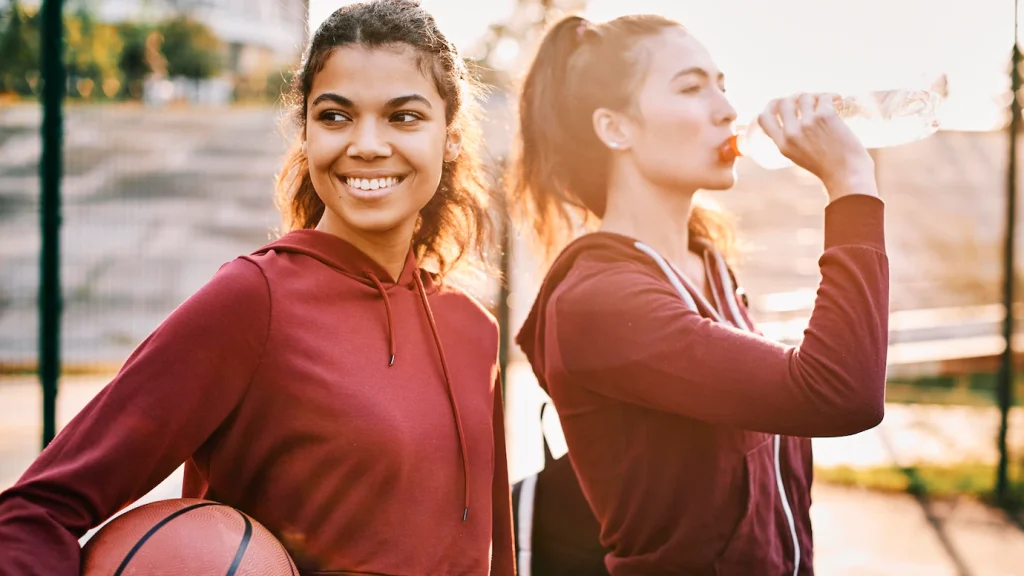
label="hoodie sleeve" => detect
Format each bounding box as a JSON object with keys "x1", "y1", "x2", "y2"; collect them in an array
[
  {"x1": 0, "y1": 257, "x2": 271, "y2": 576},
  {"x1": 490, "y1": 371, "x2": 516, "y2": 576},
  {"x1": 548, "y1": 195, "x2": 888, "y2": 438}
]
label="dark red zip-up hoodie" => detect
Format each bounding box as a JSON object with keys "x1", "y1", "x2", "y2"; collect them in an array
[
  {"x1": 515, "y1": 195, "x2": 889, "y2": 575},
  {"x1": 0, "y1": 229, "x2": 515, "y2": 576}
]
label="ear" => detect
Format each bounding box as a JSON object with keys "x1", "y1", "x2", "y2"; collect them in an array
[
  {"x1": 592, "y1": 107, "x2": 633, "y2": 152},
  {"x1": 443, "y1": 130, "x2": 463, "y2": 163}
]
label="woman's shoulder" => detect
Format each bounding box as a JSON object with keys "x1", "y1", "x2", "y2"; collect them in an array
[
  {"x1": 544, "y1": 242, "x2": 692, "y2": 327},
  {"x1": 552, "y1": 236, "x2": 670, "y2": 297},
  {"x1": 189, "y1": 257, "x2": 271, "y2": 314},
  {"x1": 433, "y1": 278, "x2": 499, "y2": 332}
]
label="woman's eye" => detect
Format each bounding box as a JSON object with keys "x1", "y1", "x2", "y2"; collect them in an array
[
  {"x1": 681, "y1": 85, "x2": 702, "y2": 94},
  {"x1": 321, "y1": 111, "x2": 348, "y2": 123},
  {"x1": 392, "y1": 112, "x2": 422, "y2": 123}
]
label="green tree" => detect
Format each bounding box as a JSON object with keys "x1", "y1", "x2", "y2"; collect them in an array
[
  {"x1": 157, "y1": 16, "x2": 223, "y2": 80},
  {"x1": 116, "y1": 21, "x2": 158, "y2": 99},
  {"x1": 64, "y1": 8, "x2": 123, "y2": 98},
  {"x1": 0, "y1": 0, "x2": 40, "y2": 95}
]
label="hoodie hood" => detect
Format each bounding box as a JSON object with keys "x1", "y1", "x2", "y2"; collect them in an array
[
  {"x1": 253, "y1": 229, "x2": 471, "y2": 521},
  {"x1": 517, "y1": 233, "x2": 652, "y2": 396},
  {"x1": 515, "y1": 232, "x2": 731, "y2": 396},
  {"x1": 253, "y1": 229, "x2": 436, "y2": 292}
]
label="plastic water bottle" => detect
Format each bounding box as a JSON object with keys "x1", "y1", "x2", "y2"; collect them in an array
[{"x1": 722, "y1": 88, "x2": 944, "y2": 170}]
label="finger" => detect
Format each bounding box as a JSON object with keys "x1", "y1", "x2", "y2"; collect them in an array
[
  {"x1": 815, "y1": 93, "x2": 841, "y2": 117},
  {"x1": 777, "y1": 95, "x2": 799, "y2": 138},
  {"x1": 797, "y1": 93, "x2": 816, "y2": 122},
  {"x1": 758, "y1": 99, "x2": 784, "y2": 142}
]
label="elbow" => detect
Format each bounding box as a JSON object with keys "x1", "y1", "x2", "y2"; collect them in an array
[
  {"x1": 842, "y1": 362, "x2": 887, "y2": 434},
  {"x1": 826, "y1": 384, "x2": 885, "y2": 436},
  {"x1": 845, "y1": 396, "x2": 884, "y2": 434},
  {"x1": 801, "y1": 353, "x2": 886, "y2": 436}
]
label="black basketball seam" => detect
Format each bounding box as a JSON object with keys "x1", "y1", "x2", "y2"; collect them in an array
[
  {"x1": 303, "y1": 572, "x2": 395, "y2": 575},
  {"x1": 305, "y1": 565, "x2": 393, "y2": 569},
  {"x1": 113, "y1": 502, "x2": 220, "y2": 576},
  {"x1": 225, "y1": 510, "x2": 253, "y2": 576}
]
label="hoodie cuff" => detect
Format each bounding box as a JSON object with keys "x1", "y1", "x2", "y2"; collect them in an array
[{"x1": 824, "y1": 194, "x2": 886, "y2": 253}]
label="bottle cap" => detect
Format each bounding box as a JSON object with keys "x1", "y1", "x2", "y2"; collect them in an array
[{"x1": 719, "y1": 134, "x2": 741, "y2": 162}]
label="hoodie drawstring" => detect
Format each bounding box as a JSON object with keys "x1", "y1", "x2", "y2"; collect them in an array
[
  {"x1": 365, "y1": 272, "x2": 397, "y2": 366},
  {"x1": 413, "y1": 273, "x2": 471, "y2": 522}
]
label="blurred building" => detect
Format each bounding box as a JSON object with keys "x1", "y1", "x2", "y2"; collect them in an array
[
  {"x1": 99, "y1": 0, "x2": 307, "y2": 75},
  {"x1": 13, "y1": 0, "x2": 308, "y2": 77}
]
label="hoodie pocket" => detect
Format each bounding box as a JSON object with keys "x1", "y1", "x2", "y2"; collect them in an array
[{"x1": 713, "y1": 438, "x2": 787, "y2": 576}]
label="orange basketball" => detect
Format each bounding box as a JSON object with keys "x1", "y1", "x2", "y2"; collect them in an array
[{"x1": 81, "y1": 498, "x2": 298, "y2": 575}]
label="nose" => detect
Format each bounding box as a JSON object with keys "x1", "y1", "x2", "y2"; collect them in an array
[
  {"x1": 713, "y1": 91, "x2": 738, "y2": 127},
  {"x1": 347, "y1": 120, "x2": 391, "y2": 160}
]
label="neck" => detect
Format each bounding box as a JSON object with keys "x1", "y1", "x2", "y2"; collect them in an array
[
  {"x1": 316, "y1": 212, "x2": 412, "y2": 281},
  {"x1": 599, "y1": 162, "x2": 697, "y2": 266}
]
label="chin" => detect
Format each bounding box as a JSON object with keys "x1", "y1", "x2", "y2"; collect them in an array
[
  {"x1": 335, "y1": 207, "x2": 415, "y2": 237},
  {"x1": 701, "y1": 172, "x2": 737, "y2": 191},
  {"x1": 350, "y1": 215, "x2": 409, "y2": 235},
  {"x1": 674, "y1": 163, "x2": 737, "y2": 192}
]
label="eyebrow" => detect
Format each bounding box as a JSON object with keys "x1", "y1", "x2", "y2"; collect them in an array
[
  {"x1": 311, "y1": 92, "x2": 354, "y2": 108},
  {"x1": 671, "y1": 67, "x2": 725, "y2": 83},
  {"x1": 310, "y1": 92, "x2": 433, "y2": 110},
  {"x1": 386, "y1": 94, "x2": 432, "y2": 109}
]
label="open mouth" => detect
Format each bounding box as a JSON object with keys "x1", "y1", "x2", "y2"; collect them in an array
[{"x1": 341, "y1": 175, "x2": 407, "y2": 198}]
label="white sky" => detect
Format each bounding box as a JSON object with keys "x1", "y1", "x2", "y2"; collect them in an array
[{"x1": 309, "y1": 0, "x2": 1022, "y2": 131}]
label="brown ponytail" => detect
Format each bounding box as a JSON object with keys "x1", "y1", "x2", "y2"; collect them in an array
[{"x1": 508, "y1": 14, "x2": 736, "y2": 260}]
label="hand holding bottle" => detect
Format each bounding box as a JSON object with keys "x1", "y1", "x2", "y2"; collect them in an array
[
  {"x1": 722, "y1": 84, "x2": 943, "y2": 176},
  {"x1": 758, "y1": 93, "x2": 877, "y2": 200}
]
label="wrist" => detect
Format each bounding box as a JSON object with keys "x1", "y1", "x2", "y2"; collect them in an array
[{"x1": 823, "y1": 167, "x2": 878, "y2": 201}]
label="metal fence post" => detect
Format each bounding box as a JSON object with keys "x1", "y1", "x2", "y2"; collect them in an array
[
  {"x1": 997, "y1": 0, "x2": 1022, "y2": 507},
  {"x1": 39, "y1": 0, "x2": 65, "y2": 449}
]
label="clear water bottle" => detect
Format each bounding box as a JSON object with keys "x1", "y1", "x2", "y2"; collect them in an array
[{"x1": 722, "y1": 88, "x2": 944, "y2": 170}]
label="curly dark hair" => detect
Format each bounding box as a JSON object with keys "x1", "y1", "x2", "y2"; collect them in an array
[{"x1": 275, "y1": 0, "x2": 493, "y2": 276}]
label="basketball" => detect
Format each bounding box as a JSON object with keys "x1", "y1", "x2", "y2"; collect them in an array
[{"x1": 81, "y1": 498, "x2": 298, "y2": 575}]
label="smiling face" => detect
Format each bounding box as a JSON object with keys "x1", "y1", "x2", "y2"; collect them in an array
[{"x1": 304, "y1": 44, "x2": 459, "y2": 247}]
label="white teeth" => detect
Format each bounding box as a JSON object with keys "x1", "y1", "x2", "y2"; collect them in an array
[{"x1": 346, "y1": 177, "x2": 401, "y2": 191}]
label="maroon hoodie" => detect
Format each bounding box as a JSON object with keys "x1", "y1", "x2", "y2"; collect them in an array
[
  {"x1": 515, "y1": 195, "x2": 888, "y2": 575},
  {"x1": 0, "y1": 230, "x2": 515, "y2": 576}
]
